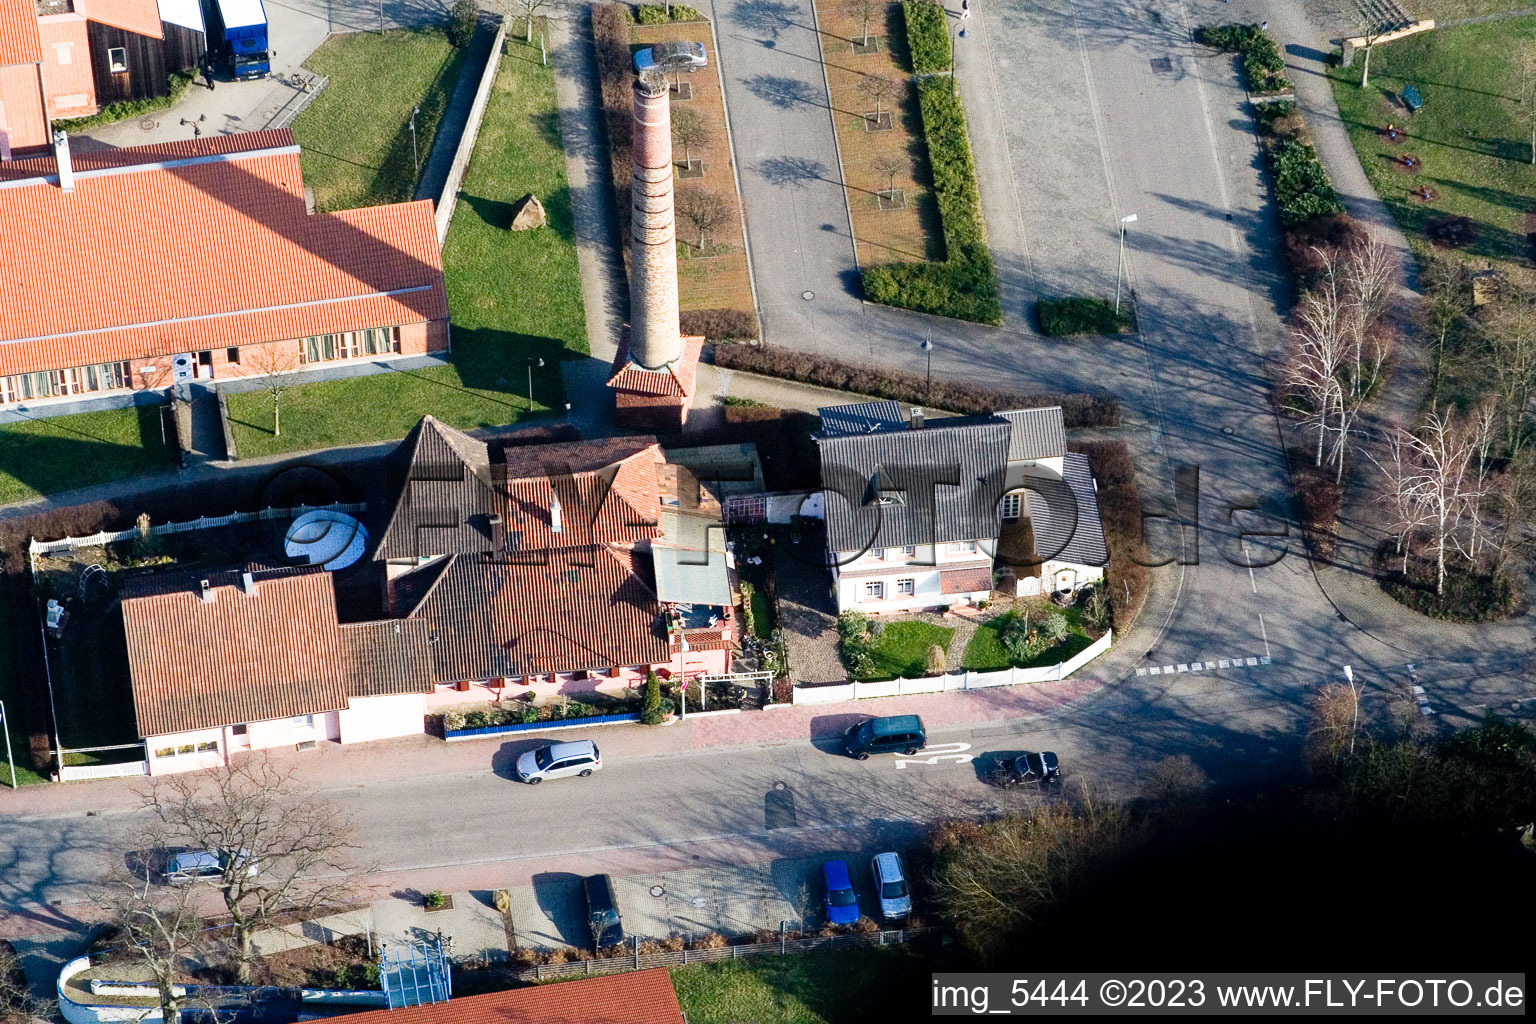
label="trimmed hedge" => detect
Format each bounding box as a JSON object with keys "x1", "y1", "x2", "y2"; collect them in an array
[
  {"x1": 681, "y1": 307, "x2": 758, "y2": 341},
  {"x1": 635, "y1": 3, "x2": 703, "y2": 22},
  {"x1": 862, "y1": 77, "x2": 1001, "y2": 324},
  {"x1": 1269, "y1": 139, "x2": 1344, "y2": 227},
  {"x1": 592, "y1": 3, "x2": 636, "y2": 233},
  {"x1": 448, "y1": 0, "x2": 478, "y2": 47},
  {"x1": 1197, "y1": 23, "x2": 1291, "y2": 94},
  {"x1": 1036, "y1": 297, "x2": 1133, "y2": 336},
  {"x1": 712, "y1": 343, "x2": 1120, "y2": 427},
  {"x1": 1069, "y1": 440, "x2": 1150, "y2": 631},
  {"x1": 902, "y1": 0, "x2": 951, "y2": 74}
]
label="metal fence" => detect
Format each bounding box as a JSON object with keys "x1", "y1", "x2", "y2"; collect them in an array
[{"x1": 499, "y1": 927, "x2": 931, "y2": 984}]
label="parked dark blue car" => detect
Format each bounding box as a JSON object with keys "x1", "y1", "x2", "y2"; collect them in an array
[{"x1": 822, "y1": 859, "x2": 861, "y2": 925}]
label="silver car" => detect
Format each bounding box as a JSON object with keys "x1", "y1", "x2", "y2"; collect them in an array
[
  {"x1": 871, "y1": 851, "x2": 911, "y2": 920},
  {"x1": 633, "y1": 41, "x2": 708, "y2": 73},
  {"x1": 163, "y1": 849, "x2": 257, "y2": 885},
  {"x1": 515, "y1": 740, "x2": 603, "y2": 784}
]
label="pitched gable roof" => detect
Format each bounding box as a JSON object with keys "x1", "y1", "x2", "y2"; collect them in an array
[
  {"x1": 1023, "y1": 451, "x2": 1108, "y2": 566},
  {"x1": 999, "y1": 406, "x2": 1066, "y2": 462},
  {"x1": 608, "y1": 333, "x2": 704, "y2": 398},
  {"x1": 497, "y1": 437, "x2": 661, "y2": 557},
  {"x1": 409, "y1": 549, "x2": 669, "y2": 681},
  {"x1": 377, "y1": 416, "x2": 496, "y2": 561},
  {"x1": 818, "y1": 400, "x2": 905, "y2": 438},
  {"x1": 817, "y1": 412, "x2": 1010, "y2": 552},
  {"x1": 330, "y1": 969, "x2": 685, "y2": 1024},
  {"x1": 121, "y1": 568, "x2": 350, "y2": 736},
  {"x1": 0, "y1": 0, "x2": 41, "y2": 65},
  {"x1": 340, "y1": 619, "x2": 436, "y2": 697},
  {"x1": 0, "y1": 130, "x2": 446, "y2": 376},
  {"x1": 87, "y1": 0, "x2": 164, "y2": 38}
]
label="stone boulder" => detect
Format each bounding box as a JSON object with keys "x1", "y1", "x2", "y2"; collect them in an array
[{"x1": 509, "y1": 193, "x2": 546, "y2": 231}]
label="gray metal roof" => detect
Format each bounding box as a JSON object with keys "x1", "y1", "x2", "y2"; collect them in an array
[
  {"x1": 1023, "y1": 452, "x2": 1108, "y2": 566},
  {"x1": 818, "y1": 416, "x2": 1010, "y2": 552},
  {"x1": 817, "y1": 400, "x2": 906, "y2": 438},
  {"x1": 999, "y1": 407, "x2": 1066, "y2": 462},
  {"x1": 653, "y1": 510, "x2": 732, "y2": 605}
]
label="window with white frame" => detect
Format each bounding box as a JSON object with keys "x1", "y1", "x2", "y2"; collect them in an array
[
  {"x1": 896, "y1": 578, "x2": 915, "y2": 596},
  {"x1": 1000, "y1": 492, "x2": 1023, "y2": 520},
  {"x1": 292, "y1": 713, "x2": 315, "y2": 729},
  {"x1": 298, "y1": 327, "x2": 401, "y2": 365},
  {"x1": 901, "y1": 545, "x2": 916, "y2": 557},
  {"x1": 863, "y1": 580, "x2": 884, "y2": 600},
  {"x1": 870, "y1": 547, "x2": 886, "y2": 561},
  {"x1": 108, "y1": 47, "x2": 127, "y2": 72},
  {"x1": 949, "y1": 540, "x2": 978, "y2": 554}
]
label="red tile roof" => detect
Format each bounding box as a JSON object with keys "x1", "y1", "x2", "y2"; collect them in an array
[
  {"x1": 0, "y1": 129, "x2": 446, "y2": 376},
  {"x1": 608, "y1": 334, "x2": 704, "y2": 398},
  {"x1": 0, "y1": 0, "x2": 40, "y2": 65},
  {"x1": 333, "y1": 970, "x2": 685, "y2": 1024},
  {"x1": 121, "y1": 569, "x2": 350, "y2": 737},
  {"x1": 940, "y1": 566, "x2": 994, "y2": 594},
  {"x1": 497, "y1": 437, "x2": 662, "y2": 556},
  {"x1": 85, "y1": 0, "x2": 163, "y2": 38}
]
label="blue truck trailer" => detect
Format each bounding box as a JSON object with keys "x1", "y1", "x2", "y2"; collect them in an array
[{"x1": 206, "y1": 0, "x2": 271, "y2": 79}]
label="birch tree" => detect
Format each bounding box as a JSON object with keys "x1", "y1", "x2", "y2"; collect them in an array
[
  {"x1": 1380, "y1": 407, "x2": 1486, "y2": 596},
  {"x1": 1485, "y1": 293, "x2": 1536, "y2": 457},
  {"x1": 1284, "y1": 249, "x2": 1349, "y2": 467}
]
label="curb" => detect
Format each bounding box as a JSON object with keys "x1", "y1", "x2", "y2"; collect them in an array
[
  {"x1": 702, "y1": 13, "x2": 767, "y2": 343},
  {"x1": 805, "y1": 0, "x2": 863, "y2": 275}
]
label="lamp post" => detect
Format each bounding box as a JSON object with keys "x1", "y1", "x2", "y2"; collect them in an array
[
  {"x1": 1114, "y1": 213, "x2": 1137, "y2": 316},
  {"x1": 527, "y1": 357, "x2": 544, "y2": 411},
  {"x1": 920, "y1": 333, "x2": 934, "y2": 398},
  {"x1": 0, "y1": 700, "x2": 15, "y2": 789},
  {"x1": 409, "y1": 106, "x2": 420, "y2": 179},
  {"x1": 951, "y1": 0, "x2": 969, "y2": 95}
]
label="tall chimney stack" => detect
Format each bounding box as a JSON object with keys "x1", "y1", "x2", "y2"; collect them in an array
[
  {"x1": 52, "y1": 130, "x2": 73, "y2": 193},
  {"x1": 629, "y1": 68, "x2": 682, "y2": 370}
]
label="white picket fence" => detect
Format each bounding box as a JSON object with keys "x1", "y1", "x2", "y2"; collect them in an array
[
  {"x1": 59, "y1": 759, "x2": 148, "y2": 782},
  {"x1": 793, "y1": 631, "x2": 1112, "y2": 705},
  {"x1": 28, "y1": 503, "x2": 367, "y2": 564}
]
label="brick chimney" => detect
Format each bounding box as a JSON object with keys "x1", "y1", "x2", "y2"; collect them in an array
[{"x1": 628, "y1": 68, "x2": 682, "y2": 370}]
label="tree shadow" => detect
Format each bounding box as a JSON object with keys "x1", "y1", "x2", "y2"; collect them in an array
[
  {"x1": 727, "y1": 0, "x2": 803, "y2": 40},
  {"x1": 742, "y1": 73, "x2": 823, "y2": 109},
  {"x1": 756, "y1": 154, "x2": 837, "y2": 189}
]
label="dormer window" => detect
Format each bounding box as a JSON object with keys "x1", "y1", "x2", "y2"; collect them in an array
[{"x1": 864, "y1": 466, "x2": 904, "y2": 507}]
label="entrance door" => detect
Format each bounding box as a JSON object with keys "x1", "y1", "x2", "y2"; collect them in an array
[
  {"x1": 196, "y1": 351, "x2": 213, "y2": 379},
  {"x1": 1055, "y1": 568, "x2": 1077, "y2": 592}
]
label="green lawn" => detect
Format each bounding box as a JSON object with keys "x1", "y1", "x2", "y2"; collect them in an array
[
  {"x1": 1413, "y1": 0, "x2": 1530, "y2": 20},
  {"x1": 0, "y1": 406, "x2": 174, "y2": 507},
  {"x1": 858, "y1": 620, "x2": 954, "y2": 681},
  {"x1": 1330, "y1": 18, "x2": 1536, "y2": 272},
  {"x1": 670, "y1": 946, "x2": 930, "y2": 1024},
  {"x1": 962, "y1": 605, "x2": 1094, "y2": 671},
  {"x1": 229, "y1": 34, "x2": 587, "y2": 459},
  {"x1": 293, "y1": 27, "x2": 468, "y2": 211}
]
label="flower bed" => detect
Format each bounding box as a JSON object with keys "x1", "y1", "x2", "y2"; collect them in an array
[
  {"x1": 1197, "y1": 23, "x2": 1291, "y2": 95},
  {"x1": 445, "y1": 711, "x2": 643, "y2": 740}
]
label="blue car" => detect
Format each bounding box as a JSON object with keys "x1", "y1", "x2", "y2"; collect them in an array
[{"x1": 821, "y1": 859, "x2": 860, "y2": 925}]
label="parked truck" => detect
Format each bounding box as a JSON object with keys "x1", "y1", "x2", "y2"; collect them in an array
[{"x1": 206, "y1": 0, "x2": 270, "y2": 79}]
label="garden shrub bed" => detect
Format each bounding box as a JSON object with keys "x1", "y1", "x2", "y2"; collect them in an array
[
  {"x1": 902, "y1": 0, "x2": 951, "y2": 74},
  {"x1": 55, "y1": 71, "x2": 196, "y2": 132},
  {"x1": 1036, "y1": 297, "x2": 1135, "y2": 336},
  {"x1": 1069, "y1": 441, "x2": 1150, "y2": 630},
  {"x1": 838, "y1": 613, "x2": 955, "y2": 680},
  {"x1": 1197, "y1": 23, "x2": 1291, "y2": 94},
  {"x1": 712, "y1": 343, "x2": 1121, "y2": 427},
  {"x1": 861, "y1": 75, "x2": 1000, "y2": 324},
  {"x1": 681, "y1": 308, "x2": 757, "y2": 341},
  {"x1": 961, "y1": 605, "x2": 1096, "y2": 671},
  {"x1": 1374, "y1": 543, "x2": 1527, "y2": 622},
  {"x1": 1268, "y1": 138, "x2": 1344, "y2": 227},
  {"x1": 635, "y1": 3, "x2": 703, "y2": 23}
]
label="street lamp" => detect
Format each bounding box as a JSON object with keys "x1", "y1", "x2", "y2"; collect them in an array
[
  {"x1": 409, "y1": 106, "x2": 420, "y2": 179},
  {"x1": 527, "y1": 357, "x2": 544, "y2": 410},
  {"x1": 951, "y1": 0, "x2": 970, "y2": 95},
  {"x1": 920, "y1": 333, "x2": 934, "y2": 397},
  {"x1": 1115, "y1": 213, "x2": 1137, "y2": 316}
]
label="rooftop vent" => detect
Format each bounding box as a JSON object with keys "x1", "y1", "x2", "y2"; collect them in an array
[
  {"x1": 198, "y1": 579, "x2": 214, "y2": 603},
  {"x1": 910, "y1": 407, "x2": 924, "y2": 430},
  {"x1": 240, "y1": 572, "x2": 257, "y2": 596},
  {"x1": 53, "y1": 130, "x2": 73, "y2": 193}
]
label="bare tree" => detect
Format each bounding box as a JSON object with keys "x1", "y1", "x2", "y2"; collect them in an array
[
  {"x1": 872, "y1": 152, "x2": 905, "y2": 193},
  {"x1": 1284, "y1": 249, "x2": 1349, "y2": 468},
  {"x1": 670, "y1": 107, "x2": 709, "y2": 172},
  {"x1": 243, "y1": 344, "x2": 303, "y2": 438},
  {"x1": 507, "y1": 0, "x2": 555, "y2": 42},
  {"x1": 1353, "y1": 0, "x2": 1386, "y2": 89},
  {"x1": 95, "y1": 871, "x2": 207, "y2": 1024},
  {"x1": 1308, "y1": 679, "x2": 1365, "y2": 769},
  {"x1": 1379, "y1": 406, "x2": 1487, "y2": 596},
  {"x1": 144, "y1": 757, "x2": 362, "y2": 984},
  {"x1": 0, "y1": 941, "x2": 49, "y2": 1024},
  {"x1": 1369, "y1": 425, "x2": 1434, "y2": 574},
  {"x1": 1485, "y1": 292, "x2": 1536, "y2": 457},
  {"x1": 859, "y1": 73, "x2": 896, "y2": 120},
  {"x1": 1415, "y1": 258, "x2": 1467, "y2": 411},
  {"x1": 676, "y1": 188, "x2": 733, "y2": 255},
  {"x1": 845, "y1": 0, "x2": 878, "y2": 48}
]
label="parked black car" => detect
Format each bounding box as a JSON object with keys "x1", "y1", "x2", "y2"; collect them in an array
[
  {"x1": 991, "y1": 751, "x2": 1061, "y2": 786},
  {"x1": 583, "y1": 873, "x2": 625, "y2": 949}
]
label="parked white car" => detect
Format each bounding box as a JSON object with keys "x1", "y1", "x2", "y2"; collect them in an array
[
  {"x1": 515, "y1": 740, "x2": 603, "y2": 785},
  {"x1": 871, "y1": 851, "x2": 911, "y2": 920},
  {"x1": 163, "y1": 849, "x2": 257, "y2": 885}
]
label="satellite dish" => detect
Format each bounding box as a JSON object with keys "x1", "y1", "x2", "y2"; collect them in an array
[{"x1": 284, "y1": 510, "x2": 369, "y2": 571}]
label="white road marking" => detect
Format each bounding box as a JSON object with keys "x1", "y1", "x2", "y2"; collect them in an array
[
  {"x1": 1258, "y1": 613, "x2": 1271, "y2": 659},
  {"x1": 1246, "y1": 657, "x2": 1259, "y2": 666},
  {"x1": 1242, "y1": 538, "x2": 1257, "y2": 593},
  {"x1": 1218, "y1": 660, "x2": 1230, "y2": 668},
  {"x1": 1177, "y1": 663, "x2": 1189, "y2": 672},
  {"x1": 893, "y1": 742, "x2": 973, "y2": 770},
  {"x1": 1163, "y1": 665, "x2": 1175, "y2": 674}
]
